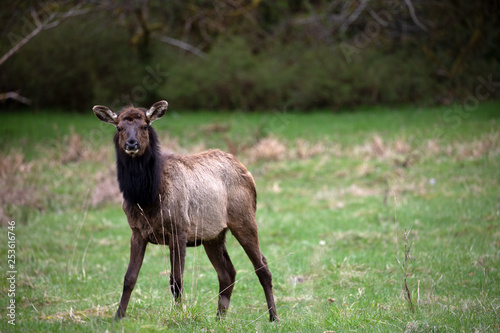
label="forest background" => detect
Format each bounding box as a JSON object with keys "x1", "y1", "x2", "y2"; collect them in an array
[{"x1": 1, "y1": 0, "x2": 499, "y2": 112}]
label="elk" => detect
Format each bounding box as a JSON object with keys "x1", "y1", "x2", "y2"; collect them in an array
[{"x1": 92, "y1": 101, "x2": 279, "y2": 322}]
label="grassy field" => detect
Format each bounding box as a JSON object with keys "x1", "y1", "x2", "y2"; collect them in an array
[{"x1": 1, "y1": 102, "x2": 499, "y2": 332}]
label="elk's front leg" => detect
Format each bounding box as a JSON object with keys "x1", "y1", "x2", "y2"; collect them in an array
[
  {"x1": 169, "y1": 231, "x2": 187, "y2": 301},
  {"x1": 116, "y1": 230, "x2": 147, "y2": 319}
]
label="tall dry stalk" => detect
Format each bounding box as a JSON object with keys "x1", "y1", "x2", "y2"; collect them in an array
[
  {"x1": 398, "y1": 228, "x2": 415, "y2": 313},
  {"x1": 394, "y1": 194, "x2": 415, "y2": 313}
]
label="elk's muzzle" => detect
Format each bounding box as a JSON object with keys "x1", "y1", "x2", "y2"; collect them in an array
[{"x1": 125, "y1": 139, "x2": 139, "y2": 155}]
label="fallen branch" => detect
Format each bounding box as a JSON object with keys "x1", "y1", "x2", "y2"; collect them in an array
[{"x1": 0, "y1": 91, "x2": 31, "y2": 105}]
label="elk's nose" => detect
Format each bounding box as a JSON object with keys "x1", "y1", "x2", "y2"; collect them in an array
[{"x1": 125, "y1": 139, "x2": 139, "y2": 153}]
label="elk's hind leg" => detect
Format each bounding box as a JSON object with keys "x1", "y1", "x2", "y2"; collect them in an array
[
  {"x1": 230, "y1": 223, "x2": 279, "y2": 322},
  {"x1": 203, "y1": 232, "x2": 236, "y2": 319}
]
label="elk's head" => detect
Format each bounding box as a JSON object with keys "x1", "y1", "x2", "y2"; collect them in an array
[{"x1": 93, "y1": 101, "x2": 168, "y2": 157}]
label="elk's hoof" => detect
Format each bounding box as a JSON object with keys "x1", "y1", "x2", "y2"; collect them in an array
[{"x1": 114, "y1": 312, "x2": 125, "y2": 321}]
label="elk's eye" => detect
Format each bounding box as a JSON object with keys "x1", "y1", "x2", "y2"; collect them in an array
[
  {"x1": 116, "y1": 126, "x2": 122, "y2": 132},
  {"x1": 143, "y1": 124, "x2": 149, "y2": 130}
]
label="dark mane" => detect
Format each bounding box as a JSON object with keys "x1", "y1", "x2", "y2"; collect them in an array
[{"x1": 114, "y1": 126, "x2": 163, "y2": 207}]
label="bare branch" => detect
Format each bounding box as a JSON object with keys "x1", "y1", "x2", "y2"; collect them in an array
[
  {"x1": 0, "y1": 2, "x2": 91, "y2": 67},
  {"x1": 368, "y1": 9, "x2": 389, "y2": 27},
  {"x1": 292, "y1": 14, "x2": 324, "y2": 26},
  {"x1": 154, "y1": 35, "x2": 207, "y2": 59},
  {"x1": 340, "y1": 0, "x2": 369, "y2": 33},
  {"x1": 31, "y1": 8, "x2": 42, "y2": 27},
  {"x1": 0, "y1": 25, "x2": 43, "y2": 66},
  {"x1": 404, "y1": 0, "x2": 427, "y2": 31}
]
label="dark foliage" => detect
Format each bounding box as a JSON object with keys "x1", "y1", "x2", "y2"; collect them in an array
[{"x1": 1, "y1": 1, "x2": 498, "y2": 111}]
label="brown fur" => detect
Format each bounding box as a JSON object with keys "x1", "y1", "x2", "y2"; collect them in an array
[{"x1": 92, "y1": 101, "x2": 279, "y2": 322}]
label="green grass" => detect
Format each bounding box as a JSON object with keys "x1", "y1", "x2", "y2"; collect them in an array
[{"x1": 1, "y1": 102, "x2": 499, "y2": 332}]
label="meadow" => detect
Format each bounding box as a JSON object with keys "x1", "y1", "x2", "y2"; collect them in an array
[{"x1": 0, "y1": 103, "x2": 499, "y2": 332}]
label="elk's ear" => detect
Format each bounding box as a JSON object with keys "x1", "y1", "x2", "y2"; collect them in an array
[
  {"x1": 93, "y1": 105, "x2": 118, "y2": 125},
  {"x1": 146, "y1": 100, "x2": 168, "y2": 123}
]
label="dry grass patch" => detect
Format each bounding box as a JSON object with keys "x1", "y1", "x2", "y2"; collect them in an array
[
  {"x1": 295, "y1": 139, "x2": 332, "y2": 159},
  {"x1": 352, "y1": 133, "x2": 415, "y2": 161},
  {"x1": 391, "y1": 177, "x2": 433, "y2": 198},
  {"x1": 327, "y1": 230, "x2": 388, "y2": 244},
  {"x1": 314, "y1": 184, "x2": 383, "y2": 209},
  {"x1": 42, "y1": 303, "x2": 117, "y2": 323},
  {"x1": 0, "y1": 151, "x2": 42, "y2": 224},
  {"x1": 347, "y1": 131, "x2": 499, "y2": 163},
  {"x1": 60, "y1": 130, "x2": 83, "y2": 163},
  {"x1": 418, "y1": 131, "x2": 499, "y2": 161},
  {"x1": 337, "y1": 260, "x2": 369, "y2": 286},
  {"x1": 246, "y1": 136, "x2": 287, "y2": 163},
  {"x1": 53, "y1": 131, "x2": 111, "y2": 165},
  {"x1": 90, "y1": 168, "x2": 121, "y2": 208},
  {"x1": 200, "y1": 122, "x2": 231, "y2": 134},
  {"x1": 453, "y1": 131, "x2": 500, "y2": 160}
]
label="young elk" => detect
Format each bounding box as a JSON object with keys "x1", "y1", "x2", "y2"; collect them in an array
[{"x1": 92, "y1": 101, "x2": 279, "y2": 322}]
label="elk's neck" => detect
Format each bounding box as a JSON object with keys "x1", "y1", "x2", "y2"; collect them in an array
[{"x1": 114, "y1": 130, "x2": 163, "y2": 208}]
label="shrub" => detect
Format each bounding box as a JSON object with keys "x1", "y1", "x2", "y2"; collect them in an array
[{"x1": 160, "y1": 38, "x2": 446, "y2": 111}]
